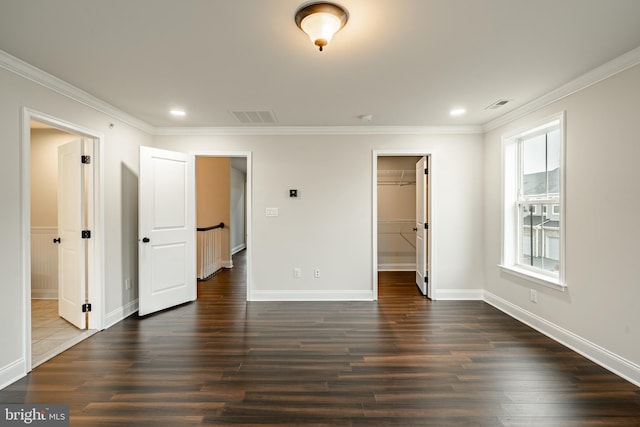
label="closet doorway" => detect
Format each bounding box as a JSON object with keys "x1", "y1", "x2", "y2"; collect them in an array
[{"x1": 373, "y1": 152, "x2": 432, "y2": 299}]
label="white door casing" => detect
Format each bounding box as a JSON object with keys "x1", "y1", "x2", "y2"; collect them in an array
[
  {"x1": 57, "y1": 139, "x2": 86, "y2": 329},
  {"x1": 415, "y1": 156, "x2": 428, "y2": 296},
  {"x1": 138, "y1": 146, "x2": 196, "y2": 316}
]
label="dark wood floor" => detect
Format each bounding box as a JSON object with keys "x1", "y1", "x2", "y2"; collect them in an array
[{"x1": 2, "y1": 250, "x2": 639, "y2": 426}]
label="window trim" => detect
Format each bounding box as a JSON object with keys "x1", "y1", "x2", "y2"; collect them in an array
[{"x1": 500, "y1": 112, "x2": 567, "y2": 291}]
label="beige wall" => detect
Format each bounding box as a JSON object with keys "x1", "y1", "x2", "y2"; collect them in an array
[
  {"x1": 377, "y1": 156, "x2": 421, "y2": 269},
  {"x1": 30, "y1": 128, "x2": 77, "y2": 297},
  {"x1": 30, "y1": 128, "x2": 76, "y2": 227},
  {"x1": 377, "y1": 156, "x2": 420, "y2": 220},
  {"x1": 196, "y1": 157, "x2": 231, "y2": 263}
]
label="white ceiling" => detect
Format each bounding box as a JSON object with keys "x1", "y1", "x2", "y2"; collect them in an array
[{"x1": 1, "y1": 0, "x2": 640, "y2": 129}]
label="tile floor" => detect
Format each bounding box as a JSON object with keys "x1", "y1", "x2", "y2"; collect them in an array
[{"x1": 31, "y1": 299, "x2": 97, "y2": 368}]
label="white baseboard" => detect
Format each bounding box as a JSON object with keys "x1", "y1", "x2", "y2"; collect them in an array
[
  {"x1": 232, "y1": 244, "x2": 246, "y2": 255},
  {"x1": 223, "y1": 260, "x2": 233, "y2": 269},
  {"x1": 435, "y1": 288, "x2": 484, "y2": 300},
  {"x1": 0, "y1": 358, "x2": 26, "y2": 390},
  {"x1": 104, "y1": 299, "x2": 139, "y2": 329},
  {"x1": 31, "y1": 290, "x2": 58, "y2": 299},
  {"x1": 378, "y1": 263, "x2": 415, "y2": 271},
  {"x1": 484, "y1": 291, "x2": 640, "y2": 387},
  {"x1": 250, "y1": 290, "x2": 374, "y2": 301}
]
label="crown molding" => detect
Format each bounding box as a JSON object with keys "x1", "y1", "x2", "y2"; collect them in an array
[
  {"x1": 154, "y1": 125, "x2": 483, "y2": 136},
  {"x1": 483, "y1": 46, "x2": 640, "y2": 132},
  {"x1": 0, "y1": 49, "x2": 155, "y2": 134}
]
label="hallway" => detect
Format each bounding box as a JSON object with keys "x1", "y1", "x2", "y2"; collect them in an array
[{"x1": 3, "y1": 251, "x2": 640, "y2": 425}]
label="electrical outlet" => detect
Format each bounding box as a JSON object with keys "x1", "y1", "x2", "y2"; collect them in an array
[
  {"x1": 124, "y1": 278, "x2": 131, "y2": 290},
  {"x1": 530, "y1": 289, "x2": 537, "y2": 303},
  {"x1": 294, "y1": 268, "x2": 301, "y2": 278},
  {"x1": 314, "y1": 268, "x2": 320, "y2": 278}
]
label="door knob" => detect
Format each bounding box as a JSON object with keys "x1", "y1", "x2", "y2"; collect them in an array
[
  {"x1": 142, "y1": 237, "x2": 150, "y2": 243},
  {"x1": 412, "y1": 228, "x2": 418, "y2": 232}
]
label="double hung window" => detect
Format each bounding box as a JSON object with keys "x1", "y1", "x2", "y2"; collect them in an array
[{"x1": 502, "y1": 113, "x2": 565, "y2": 289}]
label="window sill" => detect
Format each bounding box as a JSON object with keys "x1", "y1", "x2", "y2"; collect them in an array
[{"x1": 498, "y1": 264, "x2": 566, "y2": 291}]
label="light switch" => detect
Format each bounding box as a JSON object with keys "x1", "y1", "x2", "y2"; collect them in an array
[{"x1": 265, "y1": 207, "x2": 279, "y2": 217}]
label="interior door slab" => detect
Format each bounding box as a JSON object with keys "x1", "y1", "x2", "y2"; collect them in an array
[{"x1": 138, "y1": 146, "x2": 196, "y2": 316}]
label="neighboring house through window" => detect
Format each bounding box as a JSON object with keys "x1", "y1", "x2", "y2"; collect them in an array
[{"x1": 501, "y1": 112, "x2": 566, "y2": 290}]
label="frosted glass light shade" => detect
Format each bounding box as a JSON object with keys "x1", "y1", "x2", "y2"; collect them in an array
[
  {"x1": 301, "y1": 12, "x2": 342, "y2": 48},
  {"x1": 295, "y1": 2, "x2": 348, "y2": 51}
]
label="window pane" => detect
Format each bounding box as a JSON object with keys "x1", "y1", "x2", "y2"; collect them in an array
[
  {"x1": 521, "y1": 128, "x2": 560, "y2": 198},
  {"x1": 518, "y1": 203, "x2": 535, "y2": 266},
  {"x1": 521, "y1": 134, "x2": 547, "y2": 196},
  {"x1": 546, "y1": 237, "x2": 560, "y2": 261},
  {"x1": 518, "y1": 202, "x2": 559, "y2": 273},
  {"x1": 547, "y1": 129, "x2": 560, "y2": 195}
]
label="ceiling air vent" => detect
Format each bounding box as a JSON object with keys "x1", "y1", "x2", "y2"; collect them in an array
[
  {"x1": 230, "y1": 110, "x2": 277, "y2": 124},
  {"x1": 485, "y1": 99, "x2": 512, "y2": 110}
]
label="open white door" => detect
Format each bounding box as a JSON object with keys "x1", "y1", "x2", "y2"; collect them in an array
[
  {"x1": 138, "y1": 146, "x2": 196, "y2": 316},
  {"x1": 57, "y1": 139, "x2": 86, "y2": 329},
  {"x1": 415, "y1": 156, "x2": 429, "y2": 296}
]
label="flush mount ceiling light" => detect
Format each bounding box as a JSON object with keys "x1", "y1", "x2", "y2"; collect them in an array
[
  {"x1": 170, "y1": 109, "x2": 186, "y2": 117},
  {"x1": 295, "y1": 2, "x2": 349, "y2": 52}
]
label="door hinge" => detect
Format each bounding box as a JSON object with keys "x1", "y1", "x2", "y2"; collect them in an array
[
  {"x1": 425, "y1": 167, "x2": 429, "y2": 175},
  {"x1": 81, "y1": 155, "x2": 91, "y2": 164},
  {"x1": 424, "y1": 276, "x2": 428, "y2": 283},
  {"x1": 82, "y1": 230, "x2": 91, "y2": 239},
  {"x1": 424, "y1": 223, "x2": 429, "y2": 230},
  {"x1": 82, "y1": 303, "x2": 92, "y2": 313}
]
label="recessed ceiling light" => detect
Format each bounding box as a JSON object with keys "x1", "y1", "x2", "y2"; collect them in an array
[
  {"x1": 170, "y1": 109, "x2": 186, "y2": 117},
  {"x1": 450, "y1": 108, "x2": 466, "y2": 117}
]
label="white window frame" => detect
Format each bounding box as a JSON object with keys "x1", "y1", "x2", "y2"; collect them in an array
[{"x1": 500, "y1": 112, "x2": 566, "y2": 290}]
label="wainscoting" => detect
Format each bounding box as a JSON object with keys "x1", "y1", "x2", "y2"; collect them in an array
[{"x1": 30, "y1": 227, "x2": 58, "y2": 299}]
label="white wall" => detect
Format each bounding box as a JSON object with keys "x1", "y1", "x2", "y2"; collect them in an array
[
  {"x1": 230, "y1": 165, "x2": 246, "y2": 254},
  {"x1": 483, "y1": 64, "x2": 640, "y2": 375},
  {"x1": 0, "y1": 66, "x2": 151, "y2": 388},
  {"x1": 154, "y1": 133, "x2": 485, "y2": 300}
]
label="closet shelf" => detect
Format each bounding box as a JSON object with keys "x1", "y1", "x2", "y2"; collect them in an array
[{"x1": 377, "y1": 169, "x2": 416, "y2": 186}]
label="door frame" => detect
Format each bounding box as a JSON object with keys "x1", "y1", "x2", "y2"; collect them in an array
[
  {"x1": 372, "y1": 150, "x2": 434, "y2": 300},
  {"x1": 21, "y1": 108, "x2": 105, "y2": 370},
  {"x1": 191, "y1": 151, "x2": 252, "y2": 301}
]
